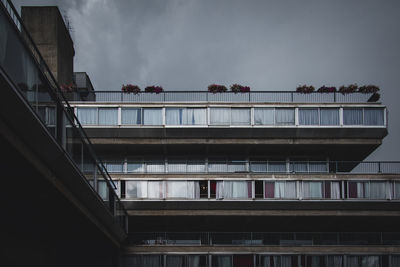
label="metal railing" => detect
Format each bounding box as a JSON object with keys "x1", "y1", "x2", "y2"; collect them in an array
[
  {"x1": 129, "y1": 232, "x2": 400, "y2": 246},
  {"x1": 0, "y1": 0, "x2": 127, "y2": 232},
  {"x1": 103, "y1": 160, "x2": 400, "y2": 174},
  {"x1": 68, "y1": 90, "x2": 378, "y2": 103}
]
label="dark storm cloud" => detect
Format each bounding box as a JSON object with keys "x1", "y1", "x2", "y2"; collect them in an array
[{"x1": 12, "y1": 0, "x2": 400, "y2": 160}]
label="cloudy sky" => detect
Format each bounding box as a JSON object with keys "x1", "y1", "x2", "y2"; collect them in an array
[{"x1": 13, "y1": 0, "x2": 400, "y2": 160}]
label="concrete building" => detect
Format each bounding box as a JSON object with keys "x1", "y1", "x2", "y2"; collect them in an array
[{"x1": 1, "y1": 0, "x2": 400, "y2": 266}]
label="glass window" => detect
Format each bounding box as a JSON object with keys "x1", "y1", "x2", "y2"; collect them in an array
[
  {"x1": 166, "y1": 108, "x2": 207, "y2": 125},
  {"x1": 97, "y1": 180, "x2": 109, "y2": 200},
  {"x1": 343, "y1": 108, "x2": 363, "y2": 125},
  {"x1": 213, "y1": 255, "x2": 232, "y2": 267},
  {"x1": 320, "y1": 108, "x2": 339, "y2": 125},
  {"x1": 127, "y1": 161, "x2": 144, "y2": 173},
  {"x1": 231, "y1": 108, "x2": 251, "y2": 125},
  {"x1": 348, "y1": 181, "x2": 369, "y2": 198},
  {"x1": 254, "y1": 108, "x2": 274, "y2": 125},
  {"x1": 166, "y1": 256, "x2": 184, "y2": 267},
  {"x1": 210, "y1": 108, "x2": 230, "y2": 125},
  {"x1": 299, "y1": 108, "x2": 319, "y2": 125},
  {"x1": 303, "y1": 181, "x2": 323, "y2": 199},
  {"x1": 104, "y1": 161, "x2": 123, "y2": 173},
  {"x1": 165, "y1": 181, "x2": 200, "y2": 199},
  {"x1": 126, "y1": 181, "x2": 148, "y2": 198},
  {"x1": 77, "y1": 107, "x2": 97, "y2": 125},
  {"x1": 370, "y1": 181, "x2": 387, "y2": 199},
  {"x1": 121, "y1": 108, "x2": 142, "y2": 125},
  {"x1": 265, "y1": 181, "x2": 297, "y2": 199},
  {"x1": 98, "y1": 108, "x2": 118, "y2": 125},
  {"x1": 147, "y1": 161, "x2": 165, "y2": 173},
  {"x1": 364, "y1": 108, "x2": 384, "y2": 125},
  {"x1": 148, "y1": 181, "x2": 164, "y2": 199},
  {"x1": 275, "y1": 108, "x2": 295, "y2": 125},
  {"x1": 395, "y1": 182, "x2": 400, "y2": 199},
  {"x1": 216, "y1": 181, "x2": 252, "y2": 199},
  {"x1": 143, "y1": 108, "x2": 162, "y2": 125}
]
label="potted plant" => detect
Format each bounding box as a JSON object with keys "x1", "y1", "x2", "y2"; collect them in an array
[
  {"x1": 122, "y1": 84, "x2": 141, "y2": 94},
  {"x1": 359, "y1": 85, "x2": 380, "y2": 94},
  {"x1": 208, "y1": 84, "x2": 227, "y2": 93},
  {"x1": 296, "y1": 85, "x2": 315, "y2": 94},
  {"x1": 145, "y1": 85, "x2": 163, "y2": 94},
  {"x1": 338, "y1": 84, "x2": 358, "y2": 94},
  {"x1": 317, "y1": 86, "x2": 336, "y2": 93},
  {"x1": 230, "y1": 84, "x2": 250, "y2": 93}
]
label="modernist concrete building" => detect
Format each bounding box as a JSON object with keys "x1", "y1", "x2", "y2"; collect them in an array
[{"x1": 1, "y1": 0, "x2": 400, "y2": 266}]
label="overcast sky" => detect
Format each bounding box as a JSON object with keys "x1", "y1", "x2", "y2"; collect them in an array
[{"x1": 13, "y1": 0, "x2": 400, "y2": 160}]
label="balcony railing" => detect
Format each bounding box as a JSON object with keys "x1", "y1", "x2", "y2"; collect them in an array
[
  {"x1": 0, "y1": 0, "x2": 127, "y2": 232},
  {"x1": 103, "y1": 160, "x2": 400, "y2": 174},
  {"x1": 129, "y1": 232, "x2": 400, "y2": 246},
  {"x1": 69, "y1": 90, "x2": 378, "y2": 103}
]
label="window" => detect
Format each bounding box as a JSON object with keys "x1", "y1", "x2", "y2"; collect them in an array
[
  {"x1": 349, "y1": 181, "x2": 387, "y2": 199},
  {"x1": 343, "y1": 108, "x2": 363, "y2": 125},
  {"x1": 303, "y1": 181, "x2": 323, "y2": 199},
  {"x1": 265, "y1": 181, "x2": 297, "y2": 199},
  {"x1": 299, "y1": 108, "x2": 319, "y2": 125},
  {"x1": 370, "y1": 181, "x2": 387, "y2": 199},
  {"x1": 125, "y1": 181, "x2": 164, "y2": 199},
  {"x1": 127, "y1": 160, "x2": 144, "y2": 173},
  {"x1": 77, "y1": 107, "x2": 97, "y2": 125},
  {"x1": 166, "y1": 108, "x2": 207, "y2": 125},
  {"x1": 275, "y1": 108, "x2": 295, "y2": 125},
  {"x1": 210, "y1": 108, "x2": 230, "y2": 125},
  {"x1": 364, "y1": 108, "x2": 384, "y2": 125},
  {"x1": 104, "y1": 161, "x2": 123, "y2": 173},
  {"x1": 98, "y1": 108, "x2": 118, "y2": 125},
  {"x1": 165, "y1": 181, "x2": 200, "y2": 199},
  {"x1": 346, "y1": 256, "x2": 380, "y2": 267},
  {"x1": 254, "y1": 108, "x2": 274, "y2": 125},
  {"x1": 143, "y1": 108, "x2": 162, "y2": 125},
  {"x1": 121, "y1": 108, "x2": 142, "y2": 125},
  {"x1": 348, "y1": 181, "x2": 369, "y2": 199},
  {"x1": 216, "y1": 181, "x2": 252, "y2": 199},
  {"x1": 395, "y1": 182, "x2": 400, "y2": 199},
  {"x1": 231, "y1": 108, "x2": 250, "y2": 125},
  {"x1": 320, "y1": 108, "x2": 339, "y2": 125}
]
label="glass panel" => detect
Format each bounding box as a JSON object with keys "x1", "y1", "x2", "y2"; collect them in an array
[
  {"x1": 331, "y1": 182, "x2": 341, "y2": 199},
  {"x1": 231, "y1": 108, "x2": 251, "y2": 125},
  {"x1": 395, "y1": 182, "x2": 400, "y2": 199},
  {"x1": 346, "y1": 256, "x2": 358, "y2": 267},
  {"x1": 148, "y1": 181, "x2": 164, "y2": 198},
  {"x1": 186, "y1": 108, "x2": 207, "y2": 125},
  {"x1": 361, "y1": 256, "x2": 380, "y2": 267},
  {"x1": 127, "y1": 161, "x2": 144, "y2": 173},
  {"x1": 303, "y1": 181, "x2": 323, "y2": 199},
  {"x1": 166, "y1": 181, "x2": 200, "y2": 199},
  {"x1": 214, "y1": 256, "x2": 232, "y2": 267},
  {"x1": 320, "y1": 108, "x2": 339, "y2": 125},
  {"x1": 299, "y1": 108, "x2": 319, "y2": 125},
  {"x1": 210, "y1": 108, "x2": 230, "y2": 125},
  {"x1": 147, "y1": 161, "x2": 165, "y2": 173},
  {"x1": 77, "y1": 107, "x2": 97, "y2": 125},
  {"x1": 98, "y1": 108, "x2": 118, "y2": 125},
  {"x1": 275, "y1": 108, "x2": 295, "y2": 125},
  {"x1": 97, "y1": 180, "x2": 109, "y2": 200},
  {"x1": 326, "y1": 256, "x2": 343, "y2": 267},
  {"x1": 104, "y1": 161, "x2": 123, "y2": 173},
  {"x1": 166, "y1": 108, "x2": 182, "y2": 125},
  {"x1": 187, "y1": 161, "x2": 206, "y2": 172},
  {"x1": 343, "y1": 108, "x2": 363, "y2": 125},
  {"x1": 364, "y1": 108, "x2": 384, "y2": 125},
  {"x1": 143, "y1": 108, "x2": 162, "y2": 125},
  {"x1": 254, "y1": 108, "x2": 274, "y2": 125},
  {"x1": 275, "y1": 181, "x2": 297, "y2": 199},
  {"x1": 126, "y1": 181, "x2": 147, "y2": 198},
  {"x1": 370, "y1": 181, "x2": 387, "y2": 199},
  {"x1": 268, "y1": 161, "x2": 287, "y2": 172},
  {"x1": 121, "y1": 108, "x2": 141, "y2": 125},
  {"x1": 222, "y1": 181, "x2": 251, "y2": 199},
  {"x1": 168, "y1": 161, "x2": 186, "y2": 172}
]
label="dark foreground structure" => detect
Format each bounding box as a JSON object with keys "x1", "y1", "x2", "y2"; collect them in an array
[{"x1": 1, "y1": 0, "x2": 400, "y2": 266}]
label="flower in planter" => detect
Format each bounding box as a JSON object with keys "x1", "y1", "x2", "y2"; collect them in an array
[
  {"x1": 230, "y1": 84, "x2": 250, "y2": 93},
  {"x1": 208, "y1": 84, "x2": 227, "y2": 93},
  {"x1": 338, "y1": 84, "x2": 358, "y2": 94},
  {"x1": 296, "y1": 85, "x2": 315, "y2": 94},
  {"x1": 145, "y1": 85, "x2": 163, "y2": 94},
  {"x1": 317, "y1": 86, "x2": 336, "y2": 93},
  {"x1": 60, "y1": 83, "x2": 76, "y2": 93},
  {"x1": 122, "y1": 84, "x2": 141, "y2": 94},
  {"x1": 359, "y1": 85, "x2": 380, "y2": 94}
]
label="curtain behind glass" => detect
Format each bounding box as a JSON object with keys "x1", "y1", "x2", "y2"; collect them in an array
[
  {"x1": 187, "y1": 108, "x2": 207, "y2": 125},
  {"x1": 275, "y1": 181, "x2": 296, "y2": 199},
  {"x1": 231, "y1": 108, "x2": 251, "y2": 125},
  {"x1": 299, "y1": 108, "x2": 319, "y2": 125},
  {"x1": 364, "y1": 108, "x2": 384, "y2": 125},
  {"x1": 143, "y1": 108, "x2": 162, "y2": 125},
  {"x1": 275, "y1": 108, "x2": 295, "y2": 125},
  {"x1": 331, "y1": 182, "x2": 341, "y2": 199},
  {"x1": 99, "y1": 108, "x2": 118, "y2": 125},
  {"x1": 166, "y1": 255, "x2": 184, "y2": 267},
  {"x1": 361, "y1": 256, "x2": 379, "y2": 267},
  {"x1": 346, "y1": 256, "x2": 358, "y2": 267},
  {"x1": 77, "y1": 107, "x2": 97, "y2": 125},
  {"x1": 166, "y1": 108, "x2": 182, "y2": 125},
  {"x1": 370, "y1": 181, "x2": 387, "y2": 199},
  {"x1": 121, "y1": 108, "x2": 141, "y2": 125},
  {"x1": 148, "y1": 181, "x2": 164, "y2": 198},
  {"x1": 320, "y1": 108, "x2": 339, "y2": 125},
  {"x1": 392, "y1": 256, "x2": 400, "y2": 267},
  {"x1": 187, "y1": 256, "x2": 200, "y2": 267},
  {"x1": 357, "y1": 182, "x2": 370, "y2": 198},
  {"x1": 343, "y1": 108, "x2": 363, "y2": 125},
  {"x1": 166, "y1": 181, "x2": 199, "y2": 199},
  {"x1": 216, "y1": 256, "x2": 232, "y2": 267},
  {"x1": 254, "y1": 108, "x2": 274, "y2": 125},
  {"x1": 97, "y1": 181, "x2": 108, "y2": 200},
  {"x1": 326, "y1": 256, "x2": 343, "y2": 267},
  {"x1": 210, "y1": 108, "x2": 230, "y2": 125},
  {"x1": 395, "y1": 182, "x2": 400, "y2": 199},
  {"x1": 143, "y1": 255, "x2": 161, "y2": 267},
  {"x1": 126, "y1": 181, "x2": 147, "y2": 198},
  {"x1": 303, "y1": 182, "x2": 323, "y2": 199}
]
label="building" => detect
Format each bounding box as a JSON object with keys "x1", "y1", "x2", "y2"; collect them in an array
[{"x1": 1, "y1": 0, "x2": 400, "y2": 266}]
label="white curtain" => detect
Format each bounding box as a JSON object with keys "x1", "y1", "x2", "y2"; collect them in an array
[
  {"x1": 357, "y1": 182, "x2": 370, "y2": 198},
  {"x1": 310, "y1": 256, "x2": 322, "y2": 267},
  {"x1": 231, "y1": 108, "x2": 251, "y2": 125},
  {"x1": 326, "y1": 256, "x2": 343, "y2": 267},
  {"x1": 143, "y1": 108, "x2": 162, "y2": 125},
  {"x1": 187, "y1": 108, "x2": 207, "y2": 125},
  {"x1": 254, "y1": 108, "x2": 274, "y2": 125},
  {"x1": 125, "y1": 181, "x2": 147, "y2": 198},
  {"x1": 281, "y1": 256, "x2": 292, "y2": 267},
  {"x1": 216, "y1": 181, "x2": 225, "y2": 199},
  {"x1": 77, "y1": 108, "x2": 97, "y2": 125},
  {"x1": 370, "y1": 181, "x2": 387, "y2": 199},
  {"x1": 166, "y1": 181, "x2": 200, "y2": 199},
  {"x1": 395, "y1": 182, "x2": 400, "y2": 199},
  {"x1": 220, "y1": 181, "x2": 251, "y2": 199},
  {"x1": 210, "y1": 108, "x2": 230, "y2": 125},
  {"x1": 275, "y1": 108, "x2": 295, "y2": 125},
  {"x1": 331, "y1": 182, "x2": 341, "y2": 199},
  {"x1": 261, "y1": 256, "x2": 271, "y2": 267},
  {"x1": 299, "y1": 108, "x2": 319, "y2": 125},
  {"x1": 346, "y1": 256, "x2": 358, "y2": 267},
  {"x1": 148, "y1": 181, "x2": 164, "y2": 198},
  {"x1": 303, "y1": 182, "x2": 323, "y2": 199},
  {"x1": 392, "y1": 256, "x2": 400, "y2": 267},
  {"x1": 143, "y1": 255, "x2": 161, "y2": 267},
  {"x1": 121, "y1": 108, "x2": 141, "y2": 125},
  {"x1": 97, "y1": 181, "x2": 109, "y2": 200},
  {"x1": 361, "y1": 256, "x2": 379, "y2": 267},
  {"x1": 320, "y1": 108, "x2": 339, "y2": 125},
  {"x1": 47, "y1": 107, "x2": 56, "y2": 125},
  {"x1": 216, "y1": 256, "x2": 232, "y2": 267},
  {"x1": 166, "y1": 108, "x2": 182, "y2": 125},
  {"x1": 364, "y1": 108, "x2": 384, "y2": 125},
  {"x1": 187, "y1": 256, "x2": 200, "y2": 267},
  {"x1": 166, "y1": 255, "x2": 183, "y2": 267},
  {"x1": 275, "y1": 181, "x2": 296, "y2": 199},
  {"x1": 99, "y1": 108, "x2": 118, "y2": 125},
  {"x1": 343, "y1": 108, "x2": 363, "y2": 125}
]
